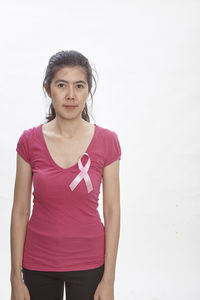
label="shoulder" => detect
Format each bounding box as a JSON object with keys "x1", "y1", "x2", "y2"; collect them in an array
[
  {"x1": 17, "y1": 123, "x2": 42, "y2": 140},
  {"x1": 96, "y1": 125, "x2": 121, "y2": 167},
  {"x1": 96, "y1": 124, "x2": 120, "y2": 151},
  {"x1": 96, "y1": 124, "x2": 119, "y2": 140},
  {"x1": 16, "y1": 123, "x2": 42, "y2": 164},
  {"x1": 16, "y1": 123, "x2": 42, "y2": 152}
]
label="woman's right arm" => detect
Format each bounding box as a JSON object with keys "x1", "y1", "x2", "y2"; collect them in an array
[{"x1": 10, "y1": 153, "x2": 32, "y2": 299}]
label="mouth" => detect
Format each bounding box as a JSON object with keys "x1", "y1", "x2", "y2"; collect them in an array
[{"x1": 63, "y1": 105, "x2": 78, "y2": 110}]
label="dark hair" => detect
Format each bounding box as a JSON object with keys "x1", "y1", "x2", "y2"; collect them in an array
[{"x1": 42, "y1": 50, "x2": 98, "y2": 123}]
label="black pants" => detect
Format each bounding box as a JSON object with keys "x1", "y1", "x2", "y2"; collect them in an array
[{"x1": 22, "y1": 264, "x2": 104, "y2": 300}]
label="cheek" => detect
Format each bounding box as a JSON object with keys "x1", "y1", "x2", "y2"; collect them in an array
[
  {"x1": 82, "y1": 91, "x2": 89, "y2": 101},
  {"x1": 51, "y1": 92, "x2": 66, "y2": 106},
  {"x1": 79, "y1": 91, "x2": 88, "y2": 102},
  {"x1": 50, "y1": 90, "x2": 61, "y2": 101},
  {"x1": 80, "y1": 97, "x2": 87, "y2": 108}
]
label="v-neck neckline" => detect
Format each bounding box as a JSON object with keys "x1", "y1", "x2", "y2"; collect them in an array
[{"x1": 39, "y1": 123, "x2": 97, "y2": 172}]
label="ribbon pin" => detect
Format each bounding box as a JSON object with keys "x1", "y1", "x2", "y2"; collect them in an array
[{"x1": 69, "y1": 152, "x2": 93, "y2": 193}]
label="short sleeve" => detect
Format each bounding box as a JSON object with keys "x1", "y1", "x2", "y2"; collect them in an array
[
  {"x1": 104, "y1": 131, "x2": 122, "y2": 167},
  {"x1": 16, "y1": 130, "x2": 31, "y2": 164}
]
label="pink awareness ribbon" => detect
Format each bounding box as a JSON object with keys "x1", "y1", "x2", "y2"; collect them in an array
[{"x1": 69, "y1": 152, "x2": 93, "y2": 193}]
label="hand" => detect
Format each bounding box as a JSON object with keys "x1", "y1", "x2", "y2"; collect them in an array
[
  {"x1": 10, "y1": 278, "x2": 30, "y2": 300},
  {"x1": 94, "y1": 279, "x2": 114, "y2": 300}
]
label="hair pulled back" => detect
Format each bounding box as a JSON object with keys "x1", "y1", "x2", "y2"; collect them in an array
[{"x1": 42, "y1": 50, "x2": 98, "y2": 123}]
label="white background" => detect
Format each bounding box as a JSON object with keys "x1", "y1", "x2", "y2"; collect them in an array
[{"x1": 0, "y1": 0, "x2": 200, "y2": 299}]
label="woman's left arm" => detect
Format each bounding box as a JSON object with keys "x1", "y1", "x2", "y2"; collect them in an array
[
  {"x1": 102, "y1": 159, "x2": 121, "y2": 282},
  {"x1": 94, "y1": 159, "x2": 120, "y2": 300}
]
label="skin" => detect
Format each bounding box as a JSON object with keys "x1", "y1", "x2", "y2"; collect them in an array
[
  {"x1": 10, "y1": 66, "x2": 120, "y2": 300},
  {"x1": 44, "y1": 66, "x2": 93, "y2": 138}
]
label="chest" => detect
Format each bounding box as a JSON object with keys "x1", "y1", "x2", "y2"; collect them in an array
[{"x1": 43, "y1": 133, "x2": 92, "y2": 169}]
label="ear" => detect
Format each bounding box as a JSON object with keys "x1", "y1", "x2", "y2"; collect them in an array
[{"x1": 44, "y1": 83, "x2": 51, "y2": 98}]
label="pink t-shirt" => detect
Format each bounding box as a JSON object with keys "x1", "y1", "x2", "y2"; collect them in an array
[{"x1": 16, "y1": 123, "x2": 122, "y2": 271}]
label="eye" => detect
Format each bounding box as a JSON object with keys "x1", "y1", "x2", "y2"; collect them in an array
[
  {"x1": 58, "y1": 83, "x2": 65, "y2": 88},
  {"x1": 77, "y1": 84, "x2": 84, "y2": 89}
]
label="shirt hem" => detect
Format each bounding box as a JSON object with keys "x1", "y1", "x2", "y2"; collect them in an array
[{"x1": 22, "y1": 260, "x2": 105, "y2": 272}]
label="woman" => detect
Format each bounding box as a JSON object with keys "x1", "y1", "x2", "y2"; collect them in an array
[{"x1": 10, "y1": 50, "x2": 122, "y2": 300}]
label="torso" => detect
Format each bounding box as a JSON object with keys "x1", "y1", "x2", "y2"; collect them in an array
[{"x1": 41, "y1": 120, "x2": 95, "y2": 169}]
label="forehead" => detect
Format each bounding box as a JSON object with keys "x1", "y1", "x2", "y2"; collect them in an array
[{"x1": 53, "y1": 66, "x2": 86, "y2": 80}]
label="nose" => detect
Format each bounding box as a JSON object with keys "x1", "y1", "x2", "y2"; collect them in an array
[{"x1": 66, "y1": 85, "x2": 75, "y2": 99}]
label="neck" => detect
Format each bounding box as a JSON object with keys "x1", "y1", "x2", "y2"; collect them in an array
[{"x1": 51, "y1": 117, "x2": 88, "y2": 139}]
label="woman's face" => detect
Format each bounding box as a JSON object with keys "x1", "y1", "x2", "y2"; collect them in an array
[{"x1": 44, "y1": 66, "x2": 90, "y2": 120}]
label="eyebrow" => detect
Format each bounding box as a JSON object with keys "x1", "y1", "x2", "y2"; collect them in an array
[{"x1": 54, "y1": 79, "x2": 87, "y2": 85}]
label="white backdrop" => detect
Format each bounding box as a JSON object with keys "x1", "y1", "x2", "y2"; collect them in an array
[{"x1": 0, "y1": 0, "x2": 199, "y2": 299}]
